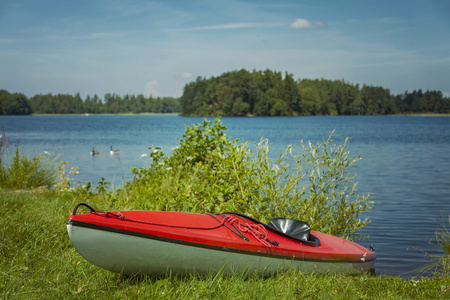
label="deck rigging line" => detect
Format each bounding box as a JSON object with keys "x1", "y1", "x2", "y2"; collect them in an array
[{"x1": 72, "y1": 203, "x2": 278, "y2": 247}]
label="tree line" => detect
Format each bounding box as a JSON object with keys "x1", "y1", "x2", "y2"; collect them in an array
[
  {"x1": 0, "y1": 90, "x2": 181, "y2": 115},
  {"x1": 2, "y1": 69, "x2": 449, "y2": 116},
  {"x1": 0, "y1": 90, "x2": 32, "y2": 115},
  {"x1": 179, "y1": 69, "x2": 450, "y2": 116}
]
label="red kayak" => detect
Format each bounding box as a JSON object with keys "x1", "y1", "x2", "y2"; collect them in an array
[{"x1": 67, "y1": 203, "x2": 376, "y2": 276}]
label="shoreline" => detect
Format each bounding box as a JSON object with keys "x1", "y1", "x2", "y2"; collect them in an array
[
  {"x1": 1, "y1": 112, "x2": 449, "y2": 117},
  {"x1": 31, "y1": 113, "x2": 450, "y2": 117}
]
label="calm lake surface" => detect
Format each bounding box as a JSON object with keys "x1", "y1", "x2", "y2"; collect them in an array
[{"x1": 1, "y1": 114, "x2": 449, "y2": 277}]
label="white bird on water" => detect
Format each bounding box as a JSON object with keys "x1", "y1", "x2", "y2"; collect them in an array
[{"x1": 110, "y1": 146, "x2": 119, "y2": 155}]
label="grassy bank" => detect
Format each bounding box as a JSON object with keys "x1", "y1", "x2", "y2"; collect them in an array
[{"x1": 0, "y1": 191, "x2": 449, "y2": 299}]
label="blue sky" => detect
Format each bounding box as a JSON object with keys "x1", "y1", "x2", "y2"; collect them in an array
[{"x1": 1, "y1": 0, "x2": 449, "y2": 98}]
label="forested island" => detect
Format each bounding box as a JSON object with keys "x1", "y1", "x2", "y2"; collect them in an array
[
  {"x1": 180, "y1": 69, "x2": 450, "y2": 116},
  {"x1": 1, "y1": 69, "x2": 449, "y2": 115}
]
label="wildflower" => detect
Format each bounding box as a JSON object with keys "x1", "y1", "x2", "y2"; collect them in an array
[
  {"x1": 411, "y1": 279, "x2": 419, "y2": 287},
  {"x1": 140, "y1": 153, "x2": 147, "y2": 158},
  {"x1": 361, "y1": 252, "x2": 367, "y2": 262},
  {"x1": 186, "y1": 156, "x2": 193, "y2": 161}
]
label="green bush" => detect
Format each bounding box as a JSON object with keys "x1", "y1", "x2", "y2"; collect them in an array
[
  {"x1": 125, "y1": 118, "x2": 372, "y2": 240},
  {"x1": 248, "y1": 134, "x2": 373, "y2": 240}
]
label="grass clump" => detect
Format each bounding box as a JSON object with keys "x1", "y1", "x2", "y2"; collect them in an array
[
  {"x1": 0, "y1": 129, "x2": 82, "y2": 192},
  {"x1": 0, "y1": 147, "x2": 60, "y2": 190},
  {"x1": 434, "y1": 217, "x2": 450, "y2": 275},
  {"x1": 421, "y1": 215, "x2": 450, "y2": 277},
  {"x1": 0, "y1": 130, "x2": 60, "y2": 190},
  {"x1": 125, "y1": 118, "x2": 372, "y2": 240}
]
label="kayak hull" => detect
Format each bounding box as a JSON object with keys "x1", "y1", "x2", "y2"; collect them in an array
[{"x1": 67, "y1": 209, "x2": 376, "y2": 276}]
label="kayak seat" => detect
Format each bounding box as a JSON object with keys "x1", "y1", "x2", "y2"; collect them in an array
[
  {"x1": 222, "y1": 212, "x2": 320, "y2": 246},
  {"x1": 267, "y1": 218, "x2": 319, "y2": 245}
]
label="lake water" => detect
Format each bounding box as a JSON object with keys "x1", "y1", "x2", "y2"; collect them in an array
[{"x1": 1, "y1": 114, "x2": 449, "y2": 278}]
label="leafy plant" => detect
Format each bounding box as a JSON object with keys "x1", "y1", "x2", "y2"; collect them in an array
[
  {"x1": 53, "y1": 161, "x2": 80, "y2": 191},
  {"x1": 95, "y1": 177, "x2": 111, "y2": 197},
  {"x1": 126, "y1": 118, "x2": 372, "y2": 240},
  {"x1": 247, "y1": 132, "x2": 372, "y2": 239}
]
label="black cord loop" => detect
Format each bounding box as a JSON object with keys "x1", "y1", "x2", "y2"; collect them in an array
[{"x1": 72, "y1": 203, "x2": 96, "y2": 215}]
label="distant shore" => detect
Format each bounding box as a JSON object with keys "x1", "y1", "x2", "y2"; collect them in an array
[
  {"x1": 28, "y1": 112, "x2": 180, "y2": 116},
  {"x1": 406, "y1": 113, "x2": 450, "y2": 117},
  {"x1": 24, "y1": 112, "x2": 450, "y2": 117}
]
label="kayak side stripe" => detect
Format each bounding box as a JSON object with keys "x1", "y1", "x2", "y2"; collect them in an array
[{"x1": 67, "y1": 219, "x2": 375, "y2": 264}]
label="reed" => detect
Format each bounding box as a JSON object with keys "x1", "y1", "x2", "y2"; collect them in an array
[{"x1": 427, "y1": 215, "x2": 450, "y2": 276}]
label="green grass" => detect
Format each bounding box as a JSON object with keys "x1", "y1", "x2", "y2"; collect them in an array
[{"x1": 1, "y1": 191, "x2": 450, "y2": 300}]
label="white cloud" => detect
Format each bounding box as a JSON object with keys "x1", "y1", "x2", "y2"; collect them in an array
[
  {"x1": 181, "y1": 72, "x2": 193, "y2": 79},
  {"x1": 290, "y1": 18, "x2": 325, "y2": 30},
  {"x1": 144, "y1": 80, "x2": 159, "y2": 97}
]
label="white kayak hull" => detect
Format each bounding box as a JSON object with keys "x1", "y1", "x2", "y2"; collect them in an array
[{"x1": 67, "y1": 224, "x2": 373, "y2": 276}]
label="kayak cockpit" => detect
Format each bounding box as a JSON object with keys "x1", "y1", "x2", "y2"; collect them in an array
[{"x1": 223, "y1": 211, "x2": 321, "y2": 247}]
